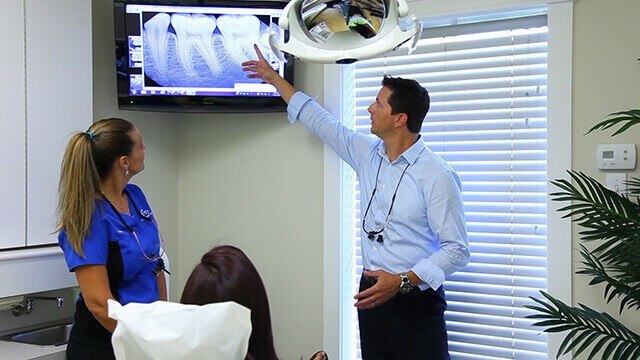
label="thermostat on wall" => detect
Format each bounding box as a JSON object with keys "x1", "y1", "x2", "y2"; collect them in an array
[{"x1": 596, "y1": 144, "x2": 636, "y2": 170}]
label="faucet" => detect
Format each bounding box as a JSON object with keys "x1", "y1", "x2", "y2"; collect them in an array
[{"x1": 12, "y1": 296, "x2": 64, "y2": 317}]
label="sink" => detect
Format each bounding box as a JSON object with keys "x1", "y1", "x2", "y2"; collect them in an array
[{"x1": 1, "y1": 323, "x2": 73, "y2": 347}]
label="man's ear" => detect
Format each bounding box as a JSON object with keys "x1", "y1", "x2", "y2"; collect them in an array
[{"x1": 394, "y1": 113, "x2": 409, "y2": 128}]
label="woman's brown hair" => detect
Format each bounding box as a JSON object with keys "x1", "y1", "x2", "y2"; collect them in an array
[
  {"x1": 181, "y1": 245, "x2": 279, "y2": 360},
  {"x1": 55, "y1": 118, "x2": 135, "y2": 256}
]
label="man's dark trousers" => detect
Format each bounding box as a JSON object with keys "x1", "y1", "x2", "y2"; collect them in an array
[{"x1": 357, "y1": 275, "x2": 451, "y2": 360}]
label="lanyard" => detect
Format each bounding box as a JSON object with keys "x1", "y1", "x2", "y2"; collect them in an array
[
  {"x1": 361, "y1": 157, "x2": 411, "y2": 243},
  {"x1": 101, "y1": 190, "x2": 167, "y2": 271}
]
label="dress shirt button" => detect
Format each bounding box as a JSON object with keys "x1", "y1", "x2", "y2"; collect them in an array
[{"x1": 381, "y1": 184, "x2": 386, "y2": 188}]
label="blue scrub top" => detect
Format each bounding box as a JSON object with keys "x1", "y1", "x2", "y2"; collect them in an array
[{"x1": 59, "y1": 184, "x2": 160, "y2": 305}]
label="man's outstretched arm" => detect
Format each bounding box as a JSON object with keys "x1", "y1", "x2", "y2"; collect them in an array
[{"x1": 242, "y1": 44, "x2": 375, "y2": 170}]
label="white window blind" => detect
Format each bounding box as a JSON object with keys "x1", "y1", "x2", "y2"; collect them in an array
[{"x1": 341, "y1": 15, "x2": 549, "y2": 360}]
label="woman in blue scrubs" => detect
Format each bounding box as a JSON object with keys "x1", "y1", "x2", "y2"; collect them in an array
[{"x1": 55, "y1": 118, "x2": 167, "y2": 360}]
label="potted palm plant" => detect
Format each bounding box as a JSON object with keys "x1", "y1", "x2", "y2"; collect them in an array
[{"x1": 525, "y1": 110, "x2": 640, "y2": 359}]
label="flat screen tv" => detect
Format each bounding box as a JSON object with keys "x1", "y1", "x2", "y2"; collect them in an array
[{"x1": 113, "y1": 0, "x2": 293, "y2": 113}]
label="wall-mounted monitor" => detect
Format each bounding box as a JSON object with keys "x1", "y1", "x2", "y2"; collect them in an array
[{"x1": 113, "y1": 0, "x2": 293, "y2": 113}]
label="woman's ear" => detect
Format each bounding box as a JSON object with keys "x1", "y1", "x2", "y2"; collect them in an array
[{"x1": 118, "y1": 155, "x2": 129, "y2": 170}]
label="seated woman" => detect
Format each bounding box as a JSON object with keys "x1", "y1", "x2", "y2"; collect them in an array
[{"x1": 180, "y1": 245, "x2": 327, "y2": 360}]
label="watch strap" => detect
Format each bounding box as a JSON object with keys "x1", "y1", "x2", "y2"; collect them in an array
[
  {"x1": 400, "y1": 272, "x2": 410, "y2": 284},
  {"x1": 400, "y1": 272, "x2": 412, "y2": 293}
]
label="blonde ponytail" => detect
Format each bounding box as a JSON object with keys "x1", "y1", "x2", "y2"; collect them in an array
[
  {"x1": 55, "y1": 132, "x2": 101, "y2": 256},
  {"x1": 55, "y1": 118, "x2": 135, "y2": 256}
]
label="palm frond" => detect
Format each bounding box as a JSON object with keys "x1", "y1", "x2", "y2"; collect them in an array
[
  {"x1": 628, "y1": 177, "x2": 640, "y2": 197},
  {"x1": 525, "y1": 292, "x2": 640, "y2": 359},
  {"x1": 550, "y1": 171, "x2": 640, "y2": 262},
  {"x1": 585, "y1": 110, "x2": 640, "y2": 136},
  {"x1": 575, "y1": 245, "x2": 640, "y2": 312}
]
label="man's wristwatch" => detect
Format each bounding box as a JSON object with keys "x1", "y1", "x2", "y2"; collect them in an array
[{"x1": 399, "y1": 273, "x2": 413, "y2": 294}]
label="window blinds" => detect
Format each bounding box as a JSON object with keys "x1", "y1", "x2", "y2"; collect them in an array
[{"x1": 341, "y1": 15, "x2": 549, "y2": 360}]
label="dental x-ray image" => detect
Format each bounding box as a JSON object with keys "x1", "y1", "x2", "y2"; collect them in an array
[
  {"x1": 142, "y1": 12, "x2": 280, "y2": 88},
  {"x1": 114, "y1": 1, "x2": 292, "y2": 112}
]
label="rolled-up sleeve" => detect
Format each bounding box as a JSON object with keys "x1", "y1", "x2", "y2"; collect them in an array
[
  {"x1": 412, "y1": 170, "x2": 470, "y2": 290},
  {"x1": 287, "y1": 92, "x2": 314, "y2": 124}
]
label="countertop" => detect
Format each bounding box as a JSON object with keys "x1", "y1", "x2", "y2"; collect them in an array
[{"x1": 0, "y1": 340, "x2": 65, "y2": 360}]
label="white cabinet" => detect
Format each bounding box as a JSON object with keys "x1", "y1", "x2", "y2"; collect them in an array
[
  {"x1": 0, "y1": 0, "x2": 90, "y2": 296},
  {"x1": 25, "y1": 0, "x2": 92, "y2": 246},
  {"x1": 0, "y1": 0, "x2": 27, "y2": 250},
  {"x1": 0, "y1": 0, "x2": 91, "y2": 250}
]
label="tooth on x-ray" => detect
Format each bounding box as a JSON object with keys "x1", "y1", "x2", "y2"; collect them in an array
[
  {"x1": 144, "y1": 13, "x2": 171, "y2": 75},
  {"x1": 170, "y1": 13, "x2": 221, "y2": 76},
  {"x1": 217, "y1": 15, "x2": 261, "y2": 66}
]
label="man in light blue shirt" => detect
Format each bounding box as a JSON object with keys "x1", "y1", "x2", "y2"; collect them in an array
[{"x1": 244, "y1": 46, "x2": 469, "y2": 360}]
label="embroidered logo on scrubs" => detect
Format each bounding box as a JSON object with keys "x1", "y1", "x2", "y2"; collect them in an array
[{"x1": 140, "y1": 209, "x2": 153, "y2": 218}]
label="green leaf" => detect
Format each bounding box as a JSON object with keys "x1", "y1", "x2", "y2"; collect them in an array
[
  {"x1": 558, "y1": 329, "x2": 579, "y2": 355},
  {"x1": 571, "y1": 331, "x2": 597, "y2": 356},
  {"x1": 534, "y1": 320, "x2": 567, "y2": 327},
  {"x1": 614, "y1": 342, "x2": 630, "y2": 359},
  {"x1": 574, "y1": 332, "x2": 601, "y2": 358},
  {"x1": 585, "y1": 110, "x2": 640, "y2": 136},
  {"x1": 620, "y1": 343, "x2": 637, "y2": 359},
  {"x1": 587, "y1": 336, "x2": 609, "y2": 360},
  {"x1": 602, "y1": 339, "x2": 619, "y2": 359},
  {"x1": 546, "y1": 324, "x2": 578, "y2": 333}
]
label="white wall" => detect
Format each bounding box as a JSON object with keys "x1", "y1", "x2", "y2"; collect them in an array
[{"x1": 572, "y1": 0, "x2": 640, "y2": 346}]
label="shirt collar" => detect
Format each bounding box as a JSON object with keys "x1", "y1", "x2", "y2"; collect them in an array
[{"x1": 376, "y1": 135, "x2": 425, "y2": 165}]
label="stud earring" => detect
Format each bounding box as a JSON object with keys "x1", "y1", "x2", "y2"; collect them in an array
[{"x1": 125, "y1": 169, "x2": 130, "y2": 177}]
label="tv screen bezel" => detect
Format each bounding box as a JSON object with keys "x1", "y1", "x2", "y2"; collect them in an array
[{"x1": 113, "y1": 0, "x2": 294, "y2": 113}]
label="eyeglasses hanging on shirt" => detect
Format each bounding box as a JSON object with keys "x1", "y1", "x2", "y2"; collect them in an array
[
  {"x1": 101, "y1": 190, "x2": 170, "y2": 276},
  {"x1": 361, "y1": 157, "x2": 411, "y2": 243}
]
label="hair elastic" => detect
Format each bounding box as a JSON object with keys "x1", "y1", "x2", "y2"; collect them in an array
[{"x1": 86, "y1": 131, "x2": 94, "y2": 140}]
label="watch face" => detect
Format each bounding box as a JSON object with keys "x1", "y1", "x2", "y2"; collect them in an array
[{"x1": 400, "y1": 282, "x2": 412, "y2": 294}]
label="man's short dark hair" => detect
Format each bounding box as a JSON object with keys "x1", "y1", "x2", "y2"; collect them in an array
[{"x1": 381, "y1": 75, "x2": 430, "y2": 133}]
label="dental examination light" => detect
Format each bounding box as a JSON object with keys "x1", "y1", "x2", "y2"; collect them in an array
[{"x1": 271, "y1": 0, "x2": 422, "y2": 64}]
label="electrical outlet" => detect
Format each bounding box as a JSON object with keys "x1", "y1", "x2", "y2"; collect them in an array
[{"x1": 606, "y1": 173, "x2": 627, "y2": 195}]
